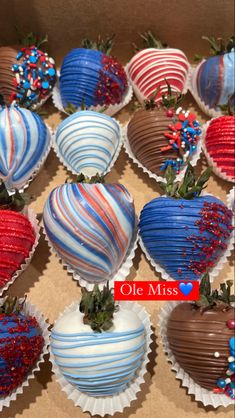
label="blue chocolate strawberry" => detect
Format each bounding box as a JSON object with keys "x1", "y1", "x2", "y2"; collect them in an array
[
  {"x1": 139, "y1": 164, "x2": 234, "y2": 281},
  {"x1": 0, "y1": 296, "x2": 44, "y2": 397},
  {"x1": 59, "y1": 36, "x2": 128, "y2": 109}
]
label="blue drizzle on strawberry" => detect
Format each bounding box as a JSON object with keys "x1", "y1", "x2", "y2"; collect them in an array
[
  {"x1": 196, "y1": 51, "x2": 235, "y2": 109},
  {"x1": 59, "y1": 48, "x2": 127, "y2": 108},
  {"x1": 139, "y1": 195, "x2": 233, "y2": 281},
  {"x1": 0, "y1": 312, "x2": 44, "y2": 397}
]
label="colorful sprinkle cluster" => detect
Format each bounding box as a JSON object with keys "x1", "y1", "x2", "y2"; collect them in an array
[
  {"x1": 11, "y1": 46, "x2": 56, "y2": 107},
  {"x1": 160, "y1": 107, "x2": 201, "y2": 173},
  {"x1": 186, "y1": 202, "x2": 233, "y2": 276},
  {"x1": 214, "y1": 320, "x2": 235, "y2": 399},
  {"x1": 95, "y1": 55, "x2": 127, "y2": 106},
  {"x1": 0, "y1": 314, "x2": 44, "y2": 397}
]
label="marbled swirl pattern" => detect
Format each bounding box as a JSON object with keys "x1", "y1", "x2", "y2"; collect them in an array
[
  {"x1": 128, "y1": 48, "x2": 189, "y2": 102},
  {"x1": 51, "y1": 307, "x2": 146, "y2": 396},
  {"x1": 55, "y1": 110, "x2": 121, "y2": 176},
  {"x1": 194, "y1": 52, "x2": 235, "y2": 109},
  {"x1": 0, "y1": 105, "x2": 50, "y2": 190},
  {"x1": 43, "y1": 182, "x2": 135, "y2": 283}
]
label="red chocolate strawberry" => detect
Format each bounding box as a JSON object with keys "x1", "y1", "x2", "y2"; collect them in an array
[
  {"x1": 204, "y1": 112, "x2": 235, "y2": 182},
  {"x1": 0, "y1": 181, "x2": 35, "y2": 289}
]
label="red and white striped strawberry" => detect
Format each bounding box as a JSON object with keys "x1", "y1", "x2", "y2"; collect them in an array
[
  {"x1": 0, "y1": 181, "x2": 36, "y2": 290},
  {"x1": 127, "y1": 31, "x2": 189, "y2": 104}
]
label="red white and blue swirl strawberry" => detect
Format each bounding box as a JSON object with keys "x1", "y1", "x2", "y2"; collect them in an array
[
  {"x1": 191, "y1": 36, "x2": 235, "y2": 115},
  {"x1": 43, "y1": 174, "x2": 136, "y2": 286},
  {"x1": 139, "y1": 164, "x2": 234, "y2": 281},
  {"x1": 127, "y1": 31, "x2": 189, "y2": 104},
  {"x1": 59, "y1": 36, "x2": 128, "y2": 110},
  {"x1": 0, "y1": 33, "x2": 56, "y2": 108},
  {"x1": 0, "y1": 181, "x2": 36, "y2": 291},
  {"x1": 127, "y1": 85, "x2": 201, "y2": 176},
  {"x1": 0, "y1": 296, "x2": 44, "y2": 397}
]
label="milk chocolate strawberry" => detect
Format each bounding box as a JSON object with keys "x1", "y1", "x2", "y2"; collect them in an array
[
  {"x1": 0, "y1": 296, "x2": 44, "y2": 397},
  {"x1": 0, "y1": 32, "x2": 56, "y2": 108},
  {"x1": 127, "y1": 31, "x2": 189, "y2": 104},
  {"x1": 139, "y1": 165, "x2": 233, "y2": 281},
  {"x1": 127, "y1": 84, "x2": 201, "y2": 176},
  {"x1": 166, "y1": 276, "x2": 235, "y2": 398},
  {"x1": 0, "y1": 181, "x2": 36, "y2": 289}
]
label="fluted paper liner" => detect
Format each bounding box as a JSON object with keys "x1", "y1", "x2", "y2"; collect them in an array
[
  {"x1": 0, "y1": 207, "x2": 40, "y2": 296},
  {"x1": 139, "y1": 192, "x2": 234, "y2": 283},
  {"x1": 50, "y1": 300, "x2": 152, "y2": 416},
  {"x1": 6, "y1": 123, "x2": 52, "y2": 193},
  {"x1": 42, "y1": 216, "x2": 139, "y2": 290},
  {"x1": 52, "y1": 70, "x2": 133, "y2": 117},
  {"x1": 159, "y1": 301, "x2": 235, "y2": 407},
  {"x1": 126, "y1": 59, "x2": 190, "y2": 105},
  {"x1": 123, "y1": 124, "x2": 202, "y2": 184},
  {"x1": 52, "y1": 119, "x2": 124, "y2": 178},
  {"x1": 227, "y1": 187, "x2": 235, "y2": 211},
  {"x1": 202, "y1": 119, "x2": 235, "y2": 183},
  {"x1": 189, "y1": 64, "x2": 223, "y2": 118},
  {"x1": 0, "y1": 298, "x2": 50, "y2": 412}
]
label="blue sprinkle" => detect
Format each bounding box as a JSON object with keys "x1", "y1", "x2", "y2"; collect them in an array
[
  {"x1": 29, "y1": 56, "x2": 37, "y2": 63},
  {"x1": 23, "y1": 81, "x2": 30, "y2": 89},
  {"x1": 42, "y1": 81, "x2": 49, "y2": 89},
  {"x1": 16, "y1": 93, "x2": 23, "y2": 99},
  {"x1": 16, "y1": 51, "x2": 23, "y2": 60},
  {"x1": 12, "y1": 64, "x2": 19, "y2": 71},
  {"x1": 48, "y1": 68, "x2": 56, "y2": 76}
]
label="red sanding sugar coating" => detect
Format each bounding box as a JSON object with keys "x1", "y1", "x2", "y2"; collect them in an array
[
  {"x1": 0, "y1": 210, "x2": 36, "y2": 288},
  {"x1": 205, "y1": 116, "x2": 235, "y2": 180}
]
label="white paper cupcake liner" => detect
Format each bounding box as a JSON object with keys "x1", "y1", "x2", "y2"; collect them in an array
[
  {"x1": 52, "y1": 70, "x2": 133, "y2": 117},
  {"x1": 227, "y1": 187, "x2": 235, "y2": 212},
  {"x1": 52, "y1": 119, "x2": 125, "y2": 178},
  {"x1": 0, "y1": 297, "x2": 50, "y2": 412},
  {"x1": 126, "y1": 59, "x2": 190, "y2": 105},
  {"x1": 201, "y1": 119, "x2": 235, "y2": 183},
  {"x1": 189, "y1": 63, "x2": 223, "y2": 118},
  {"x1": 6, "y1": 124, "x2": 52, "y2": 194},
  {"x1": 158, "y1": 301, "x2": 235, "y2": 407},
  {"x1": 123, "y1": 123, "x2": 202, "y2": 184},
  {"x1": 0, "y1": 207, "x2": 40, "y2": 296},
  {"x1": 138, "y1": 192, "x2": 234, "y2": 283},
  {"x1": 42, "y1": 216, "x2": 139, "y2": 290},
  {"x1": 50, "y1": 300, "x2": 152, "y2": 416}
]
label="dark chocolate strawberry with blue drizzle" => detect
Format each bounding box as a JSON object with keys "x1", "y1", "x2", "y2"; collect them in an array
[
  {"x1": 139, "y1": 164, "x2": 233, "y2": 281},
  {"x1": 59, "y1": 36, "x2": 128, "y2": 108},
  {"x1": 0, "y1": 296, "x2": 44, "y2": 397}
]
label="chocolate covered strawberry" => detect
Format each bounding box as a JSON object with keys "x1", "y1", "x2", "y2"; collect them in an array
[
  {"x1": 203, "y1": 101, "x2": 235, "y2": 182},
  {"x1": 0, "y1": 181, "x2": 36, "y2": 289},
  {"x1": 43, "y1": 174, "x2": 136, "y2": 285},
  {"x1": 166, "y1": 276, "x2": 235, "y2": 398},
  {"x1": 191, "y1": 36, "x2": 235, "y2": 114},
  {"x1": 0, "y1": 296, "x2": 44, "y2": 397},
  {"x1": 127, "y1": 31, "x2": 189, "y2": 104},
  {"x1": 0, "y1": 32, "x2": 56, "y2": 108},
  {"x1": 127, "y1": 84, "x2": 201, "y2": 176},
  {"x1": 139, "y1": 165, "x2": 233, "y2": 281}
]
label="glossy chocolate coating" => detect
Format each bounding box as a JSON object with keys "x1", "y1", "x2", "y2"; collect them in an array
[
  {"x1": 0, "y1": 46, "x2": 18, "y2": 105},
  {"x1": 127, "y1": 108, "x2": 178, "y2": 176},
  {"x1": 167, "y1": 303, "x2": 234, "y2": 390}
]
